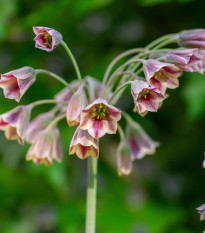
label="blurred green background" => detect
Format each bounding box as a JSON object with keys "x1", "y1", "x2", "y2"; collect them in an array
[{"x1": 0, "y1": 0, "x2": 205, "y2": 232}]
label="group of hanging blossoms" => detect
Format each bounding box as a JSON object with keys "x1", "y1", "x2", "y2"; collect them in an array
[{"x1": 1, "y1": 27, "x2": 205, "y2": 227}]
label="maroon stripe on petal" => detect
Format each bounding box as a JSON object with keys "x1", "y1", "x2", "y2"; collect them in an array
[{"x1": 93, "y1": 120, "x2": 103, "y2": 138}]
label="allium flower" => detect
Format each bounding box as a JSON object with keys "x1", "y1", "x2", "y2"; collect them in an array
[
  {"x1": 66, "y1": 85, "x2": 84, "y2": 126},
  {"x1": 0, "y1": 67, "x2": 36, "y2": 102},
  {"x1": 69, "y1": 128, "x2": 99, "y2": 159},
  {"x1": 26, "y1": 127, "x2": 62, "y2": 166},
  {"x1": 117, "y1": 141, "x2": 132, "y2": 176},
  {"x1": 164, "y1": 49, "x2": 203, "y2": 73},
  {"x1": 143, "y1": 59, "x2": 182, "y2": 93},
  {"x1": 131, "y1": 80, "x2": 166, "y2": 116},
  {"x1": 196, "y1": 204, "x2": 205, "y2": 221},
  {"x1": 0, "y1": 106, "x2": 31, "y2": 144},
  {"x1": 26, "y1": 111, "x2": 56, "y2": 143},
  {"x1": 126, "y1": 124, "x2": 159, "y2": 160},
  {"x1": 79, "y1": 98, "x2": 121, "y2": 138},
  {"x1": 33, "y1": 26, "x2": 63, "y2": 52},
  {"x1": 177, "y1": 29, "x2": 205, "y2": 48}
]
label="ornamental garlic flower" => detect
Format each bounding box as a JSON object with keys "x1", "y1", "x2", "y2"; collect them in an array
[
  {"x1": 0, "y1": 106, "x2": 31, "y2": 144},
  {"x1": 131, "y1": 80, "x2": 166, "y2": 116},
  {"x1": 33, "y1": 26, "x2": 63, "y2": 52},
  {"x1": 177, "y1": 29, "x2": 205, "y2": 48},
  {"x1": 143, "y1": 59, "x2": 182, "y2": 93},
  {"x1": 79, "y1": 98, "x2": 121, "y2": 138},
  {"x1": 126, "y1": 124, "x2": 159, "y2": 160},
  {"x1": 117, "y1": 141, "x2": 132, "y2": 176},
  {"x1": 66, "y1": 85, "x2": 84, "y2": 126},
  {"x1": 0, "y1": 67, "x2": 36, "y2": 102},
  {"x1": 26, "y1": 127, "x2": 62, "y2": 166},
  {"x1": 69, "y1": 128, "x2": 99, "y2": 159},
  {"x1": 196, "y1": 204, "x2": 205, "y2": 221}
]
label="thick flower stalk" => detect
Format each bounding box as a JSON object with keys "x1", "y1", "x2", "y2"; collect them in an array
[{"x1": 1, "y1": 26, "x2": 205, "y2": 233}]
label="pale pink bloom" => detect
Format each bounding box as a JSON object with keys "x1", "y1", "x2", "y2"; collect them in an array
[
  {"x1": 33, "y1": 26, "x2": 62, "y2": 52},
  {"x1": 126, "y1": 124, "x2": 159, "y2": 160},
  {"x1": 143, "y1": 59, "x2": 182, "y2": 93},
  {"x1": 79, "y1": 98, "x2": 121, "y2": 138},
  {"x1": 26, "y1": 111, "x2": 56, "y2": 143},
  {"x1": 117, "y1": 141, "x2": 132, "y2": 176},
  {"x1": 26, "y1": 127, "x2": 62, "y2": 166},
  {"x1": 0, "y1": 67, "x2": 36, "y2": 102},
  {"x1": 66, "y1": 85, "x2": 84, "y2": 126},
  {"x1": 0, "y1": 106, "x2": 31, "y2": 144},
  {"x1": 177, "y1": 29, "x2": 205, "y2": 48},
  {"x1": 164, "y1": 49, "x2": 203, "y2": 73},
  {"x1": 131, "y1": 80, "x2": 166, "y2": 116},
  {"x1": 196, "y1": 204, "x2": 205, "y2": 221},
  {"x1": 69, "y1": 128, "x2": 99, "y2": 159}
]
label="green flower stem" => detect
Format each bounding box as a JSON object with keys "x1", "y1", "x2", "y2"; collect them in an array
[
  {"x1": 102, "y1": 48, "x2": 146, "y2": 86},
  {"x1": 61, "y1": 41, "x2": 82, "y2": 84},
  {"x1": 117, "y1": 124, "x2": 125, "y2": 141},
  {"x1": 121, "y1": 111, "x2": 142, "y2": 130},
  {"x1": 151, "y1": 38, "x2": 177, "y2": 50},
  {"x1": 35, "y1": 69, "x2": 74, "y2": 93},
  {"x1": 47, "y1": 114, "x2": 66, "y2": 130},
  {"x1": 30, "y1": 99, "x2": 68, "y2": 109},
  {"x1": 108, "y1": 81, "x2": 133, "y2": 105},
  {"x1": 145, "y1": 34, "x2": 177, "y2": 50},
  {"x1": 86, "y1": 156, "x2": 98, "y2": 233}
]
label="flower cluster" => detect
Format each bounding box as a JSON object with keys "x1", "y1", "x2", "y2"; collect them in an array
[
  {"x1": 0, "y1": 27, "x2": 205, "y2": 175},
  {"x1": 1, "y1": 26, "x2": 205, "y2": 226}
]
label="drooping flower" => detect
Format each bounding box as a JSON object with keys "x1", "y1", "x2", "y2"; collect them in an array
[
  {"x1": 117, "y1": 141, "x2": 132, "y2": 176},
  {"x1": 177, "y1": 29, "x2": 205, "y2": 48},
  {"x1": 131, "y1": 80, "x2": 166, "y2": 116},
  {"x1": 26, "y1": 127, "x2": 62, "y2": 166},
  {"x1": 79, "y1": 98, "x2": 121, "y2": 138},
  {"x1": 126, "y1": 123, "x2": 159, "y2": 160},
  {"x1": 66, "y1": 85, "x2": 84, "y2": 126},
  {"x1": 69, "y1": 128, "x2": 99, "y2": 159},
  {"x1": 196, "y1": 204, "x2": 205, "y2": 221},
  {"x1": 26, "y1": 110, "x2": 56, "y2": 143},
  {"x1": 0, "y1": 106, "x2": 31, "y2": 144},
  {"x1": 0, "y1": 67, "x2": 36, "y2": 102},
  {"x1": 163, "y1": 49, "x2": 203, "y2": 73},
  {"x1": 33, "y1": 26, "x2": 63, "y2": 52},
  {"x1": 143, "y1": 59, "x2": 182, "y2": 93}
]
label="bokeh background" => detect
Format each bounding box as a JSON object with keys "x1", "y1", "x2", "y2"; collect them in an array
[{"x1": 0, "y1": 0, "x2": 205, "y2": 232}]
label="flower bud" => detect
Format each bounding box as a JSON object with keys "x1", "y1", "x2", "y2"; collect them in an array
[
  {"x1": 26, "y1": 127, "x2": 62, "y2": 166},
  {"x1": 117, "y1": 141, "x2": 132, "y2": 176},
  {"x1": 196, "y1": 204, "x2": 205, "y2": 221},
  {"x1": 0, "y1": 106, "x2": 31, "y2": 144},
  {"x1": 177, "y1": 29, "x2": 205, "y2": 48},
  {"x1": 33, "y1": 26, "x2": 63, "y2": 52},
  {"x1": 66, "y1": 85, "x2": 84, "y2": 126},
  {"x1": 0, "y1": 67, "x2": 36, "y2": 102}
]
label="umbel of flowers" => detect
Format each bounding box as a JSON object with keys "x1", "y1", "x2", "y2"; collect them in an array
[{"x1": 1, "y1": 27, "x2": 205, "y2": 232}]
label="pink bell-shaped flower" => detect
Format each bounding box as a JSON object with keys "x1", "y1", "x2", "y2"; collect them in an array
[
  {"x1": 0, "y1": 67, "x2": 36, "y2": 102},
  {"x1": 131, "y1": 80, "x2": 166, "y2": 116},
  {"x1": 26, "y1": 127, "x2": 62, "y2": 166},
  {"x1": 0, "y1": 106, "x2": 31, "y2": 144},
  {"x1": 143, "y1": 59, "x2": 182, "y2": 93},
  {"x1": 79, "y1": 98, "x2": 121, "y2": 138},
  {"x1": 33, "y1": 26, "x2": 63, "y2": 52},
  {"x1": 69, "y1": 128, "x2": 99, "y2": 159},
  {"x1": 126, "y1": 124, "x2": 159, "y2": 160}
]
